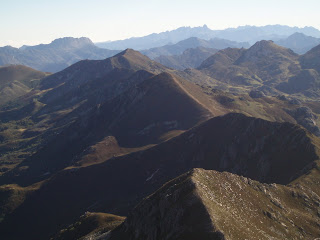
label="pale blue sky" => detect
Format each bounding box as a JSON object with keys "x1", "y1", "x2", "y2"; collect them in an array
[{"x1": 1, "y1": 0, "x2": 319, "y2": 47}]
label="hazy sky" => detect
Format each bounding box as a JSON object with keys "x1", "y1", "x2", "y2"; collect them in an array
[{"x1": 1, "y1": 0, "x2": 320, "y2": 47}]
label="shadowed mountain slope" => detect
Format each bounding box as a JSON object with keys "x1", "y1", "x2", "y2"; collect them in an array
[
  {"x1": 3, "y1": 70, "x2": 223, "y2": 186},
  {"x1": 107, "y1": 168, "x2": 320, "y2": 240},
  {"x1": 39, "y1": 48, "x2": 167, "y2": 92},
  {"x1": 300, "y1": 44, "x2": 320, "y2": 73},
  {"x1": 1, "y1": 113, "x2": 319, "y2": 239}
]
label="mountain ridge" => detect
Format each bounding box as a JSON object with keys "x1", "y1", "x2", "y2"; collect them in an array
[
  {"x1": 96, "y1": 25, "x2": 320, "y2": 50},
  {"x1": 1, "y1": 113, "x2": 318, "y2": 239},
  {"x1": 0, "y1": 37, "x2": 120, "y2": 72},
  {"x1": 106, "y1": 167, "x2": 320, "y2": 240}
]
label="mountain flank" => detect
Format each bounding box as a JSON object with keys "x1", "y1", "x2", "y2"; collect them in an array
[
  {"x1": 1, "y1": 113, "x2": 319, "y2": 239},
  {"x1": 106, "y1": 168, "x2": 320, "y2": 240},
  {"x1": 0, "y1": 65, "x2": 48, "y2": 106}
]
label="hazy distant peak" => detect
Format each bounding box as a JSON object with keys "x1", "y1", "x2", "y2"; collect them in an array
[
  {"x1": 274, "y1": 32, "x2": 320, "y2": 54},
  {"x1": 288, "y1": 32, "x2": 307, "y2": 38},
  {"x1": 50, "y1": 37, "x2": 94, "y2": 48}
]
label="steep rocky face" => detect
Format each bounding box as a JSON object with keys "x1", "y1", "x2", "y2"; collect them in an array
[{"x1": 106, "y1": 168, "x2": 320, "y2": 240}]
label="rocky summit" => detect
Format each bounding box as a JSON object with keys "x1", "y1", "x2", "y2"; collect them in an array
[{"x1": 105, "y1": 168, "x2": 320, "y2": 240}]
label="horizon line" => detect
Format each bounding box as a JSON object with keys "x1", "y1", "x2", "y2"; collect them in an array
[{"x1": 2, "y1": 24, "x2": 320, "y2": 48}]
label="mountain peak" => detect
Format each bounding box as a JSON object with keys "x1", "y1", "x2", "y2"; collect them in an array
[
  {"x1": 115, "y1": 48, "x2": 142, "y2": 57},
  {"x1": 50, "y1": 37, "x2": 94, "y2": 48},
  {"x1": 289, "y1": 32, "x2": 307, "y2": 38},
  {"x1": 237, "y1": 40, "x2": 297, "y2": 63},
  {"x1": 250, "y1": 40, "x2": 278, "y2": 50},
  {"x1": 300, "y1": 43, "x2": 320, "y2": 72},
  {"x1": 107, "y1": 166, "x2": 320, "y2": 240}
]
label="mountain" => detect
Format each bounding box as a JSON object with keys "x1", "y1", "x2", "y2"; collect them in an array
[
  {"x1": 300, "y1": 44, "x2": 320, "y2": 73},
  {"x1": 106, "y1": 168, "x2": 320, "y2": 240},
  {"x1": 213, "y1": 25, "x2": 320, "y2": 44},
  {"x1": 1, "y1": 113, "x2": 319, "y2": 239},
  {"x1": 198, "y1": 40, "x2": 299, "y2": 87},
  {"x1": 197, "y1": 40, "x2": 320, "y2": 99},
  {"x1": 96, "y1": 25, "x2": 216, "y2": 50},
  {"x1": 96, "y1": 25, "x2": 320, "y2": 50},
  {"x1": 0, "y1": 65, "x2": 48, "y2": 106},
  {"x1": 0, "y1": 49, "x2": 169, "y2": 178},
  {"x1": 0, "y1": 37, "x2": 120, "y2": 72},
  {"x1": 154, "y1": 47, "x2": 219, "y2": 70},
  {"x1": 275, "y1": 32, "x2": 320, "y2": 54},
  {"x1": 11, "y1": 71, "x2": 220, "y2": 184},
  {"x1": 141, "y1": 37, "x2": 250, "y2": 59},
  {"x1": 1, "y1": 45, "x2": 320, "y2": 240},
  {"x1": 192, "y1": 41, "x2": 320, "y2": 137}
]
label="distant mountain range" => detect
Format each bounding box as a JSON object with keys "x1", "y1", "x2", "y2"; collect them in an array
[
  {"x1": 96, "y1": 24, "x2": 320, "y2": 50},
  {"x1": 142, "y1": 37, "x2": 250, "y2": 59},
  {"x1": 151, "y1": 33, "x2": 320, "y2": 70},
  {"x1": 0, "y1": 37, "x2": 120, "y2": 72},
  {"x1": 1, "y1": 26, "x2": 320, "y2": 74}
]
